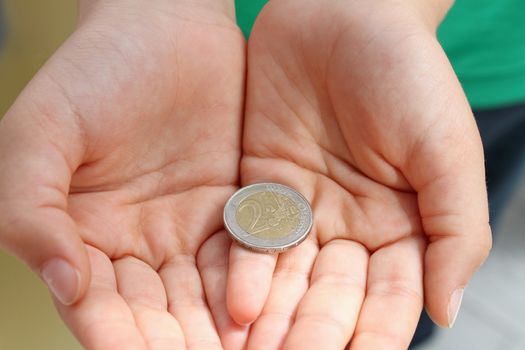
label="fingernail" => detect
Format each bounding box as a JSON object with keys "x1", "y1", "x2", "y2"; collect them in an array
[
  {"x1": 447, "y1": 287, "x2": 464, "y2": 328},
  {"x1": 41, "y1": 258, "x2": 80, "y2": 305}
]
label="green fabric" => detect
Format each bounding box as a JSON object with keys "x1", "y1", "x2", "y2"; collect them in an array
[
  {"x1": 235, "y1": 0, "x2": 525, "y2": 109},
  {"x1": 438, "y1": 0, "x2": 525, "y2": 108},
  {"x1": 235, "y1": 0, "x2": 266, "y2": 39}
]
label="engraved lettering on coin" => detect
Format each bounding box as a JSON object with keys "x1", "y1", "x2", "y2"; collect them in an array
[{"x1": 236, "y1": 191, "x2": 300, "y2": 239}]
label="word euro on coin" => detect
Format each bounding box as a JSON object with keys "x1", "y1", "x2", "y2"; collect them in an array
[{"x1": 224, "y1": 183, "x2": 313, "y2": 253}]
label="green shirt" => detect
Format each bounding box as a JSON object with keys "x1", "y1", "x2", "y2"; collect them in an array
[{"x1": 235, "y1": 0, "x2": 525, "y2": 109}]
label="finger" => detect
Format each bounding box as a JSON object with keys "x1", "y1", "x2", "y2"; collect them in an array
[
  {"x1": 350, "y1": 236, "x2": 424, "y2": 350},
  {"x1": 197, "y1": 231, "x2": 250, "y2": 350},
  {"x1": 0, "y1": 108, "x2": 89, "y2": 305},
  {"x1": 283, "y1": 240, "x2": 368, "y2": 350},
  {"x1": 160, "y1": 254, "x2": 222, "y2": 350},
  {"x1": 113, "y1": 256, "x2": 185, "y2": 350},
  {"x1": 247, "y1": 237, "x2": 319, "y2": 350},
  {"x1": 227, "y1": 243, "x2": 278, "y2": 324},
  {"x1": 405, "y1": 112, "x2": 492, "y2": 327},
  {"x1": 55, "y1": 245, "x2": 146, "y2": 349}
]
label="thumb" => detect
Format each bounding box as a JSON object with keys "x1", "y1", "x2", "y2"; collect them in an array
[
  {"x1": 404, "y1": 103, "x2": 492, "y2": 328},
  {"x1": 0, "y1": 93, "x2": 90, "y2": 306},
  {"x1": 0, "y1": 207, "x2": 91, "y2": 306}
]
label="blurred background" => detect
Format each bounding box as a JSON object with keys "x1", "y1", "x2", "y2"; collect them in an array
[{"x1": 0, "y1": 1, "x2": 524, "y2": 349}]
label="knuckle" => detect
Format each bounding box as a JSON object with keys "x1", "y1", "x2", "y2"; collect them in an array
[{"x1": 368, "y1": 279, "x2": 423, "y2": 302}]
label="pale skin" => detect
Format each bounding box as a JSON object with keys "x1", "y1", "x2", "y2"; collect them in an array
[
  {"x1": 227, "y1": 0, "x2": 491, "y2": 349},
  {"x1": 0, "y1": 0, "x2": 491, "y2": 350},
  {"x1": 0, "y1": 0, "x2": 249, "y2": 348}
]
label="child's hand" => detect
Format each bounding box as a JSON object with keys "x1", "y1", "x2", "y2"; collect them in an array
[
  {"x1": 228, "y1": 1, "x2": 491, "y2": 348},
  {"x1": 0, "y1": 0, "x2": 247, "y2": 348}
]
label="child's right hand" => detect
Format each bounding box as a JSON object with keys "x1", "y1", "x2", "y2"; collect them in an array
[{"x1": 0, "y1": 1, "x2": 247, "y2": 348}]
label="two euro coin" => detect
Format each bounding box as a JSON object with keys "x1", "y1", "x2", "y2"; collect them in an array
[{"x1": 224, "y1": 183, "x2": 313, "y2": 253}]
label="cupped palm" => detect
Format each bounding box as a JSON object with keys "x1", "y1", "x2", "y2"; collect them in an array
[
  {"x1": 0, "y1": 2, "x2": 248, "y2": 349},
  {"x1": 227, "y1": 1, "x2": 491, "y2": 349}
]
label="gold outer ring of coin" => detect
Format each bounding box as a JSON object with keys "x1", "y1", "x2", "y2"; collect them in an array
[{"x1": 223, "y1": 182, "x2": 313, "y2": 253}]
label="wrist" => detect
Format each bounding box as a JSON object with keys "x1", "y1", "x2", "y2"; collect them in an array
[
  {"x1": 405, "y1": 0, "x2": 454, "y2": 29},
  {"x1": 77, "y1": 0, "x2": 237, "y2": 24}
]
